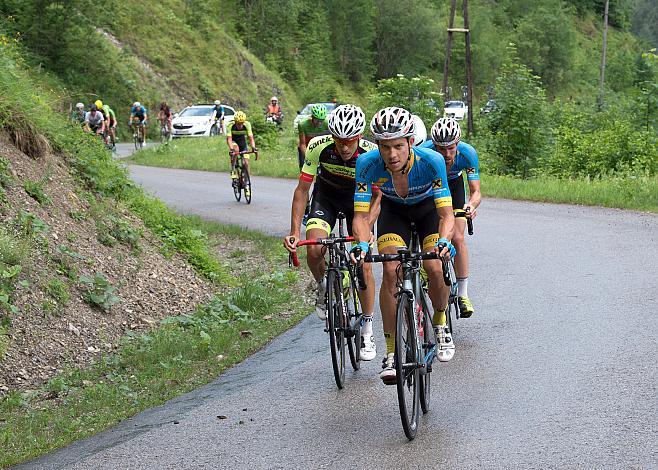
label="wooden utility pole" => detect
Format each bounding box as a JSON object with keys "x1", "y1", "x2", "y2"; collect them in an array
[
  {"x1": 598, "y1": 0, "x2": 610, "y2": 109},
  {"x1": 442, "y1": 0, "x2": 474, "y2": 136}
]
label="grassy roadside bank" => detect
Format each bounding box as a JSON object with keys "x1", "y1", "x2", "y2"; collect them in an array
[
  {"x1": 0, "y1": 220, "x2": 312, "y2": 467},
  {"x1": 128, "y1": 138, "x2": 658, "y2": 213}
]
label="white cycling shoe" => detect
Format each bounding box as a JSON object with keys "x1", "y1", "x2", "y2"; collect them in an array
[
  {"x1": 436, "y1": 325, "x2": 455, "y2": 362},
  {"x1": 360, "y1": 334, "x2": 377, "y2": 361}
]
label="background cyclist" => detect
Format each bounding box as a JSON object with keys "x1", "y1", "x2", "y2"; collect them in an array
[
  {"x1": 212, "y1": 100, "x2": 225, "y2": 134},
  {"x1": 95, "y1": 99, "x2": 117, "y2": 149},
  {"x1": 297, "y1": 104, "x2": 330, "y2": 170},
  {"x1": 83, "y1": 104, "x2": 105, "y2": 136},
  {"x1": 283, "y1": 105, "x2": 381, "y2": 361},
  {"x1": 226, "y1": 111, "x2": 257, "y2": 196},
  {"x1": 157, "y1": 102, "x2": 173, "y2": 141},
  {"x1": 421, "y1": 117, "x2": 481, "y2": 318},
  {"x1": 130, "y1": 101, "x2": 149, "y2": 144},
  {"x1": 351, "y1": 107, "x2": 456, "y2": 384}
]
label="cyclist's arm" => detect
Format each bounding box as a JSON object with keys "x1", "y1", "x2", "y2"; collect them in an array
[
  {"x1": 298, "y1": 131, "x2": 307, "y2": 154},
  {"x1": 367, "y1": 187, "x2": 382, "y2": 228},
  {"x1": 352, "y1": 157, "x2": 375, "y2": 249},
  {"x1": 245, "y1": 122, "x2": 256, "y2": 150},
  {"x1": 289, "y1": 179, "x2": 312, "y2": 241},
  {"x1": 465, "y1": 179, "x2": 481, "y2": 217}
]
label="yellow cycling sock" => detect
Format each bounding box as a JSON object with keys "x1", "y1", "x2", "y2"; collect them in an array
[
  {"x1": 433, "y1": 307, "x2": 447, "y2": 327},
  {"x1": 384, "y1": 333, "x2": 395, "y2": 355}
]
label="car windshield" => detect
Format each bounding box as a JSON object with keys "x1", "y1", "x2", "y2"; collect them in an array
[
  {"x1": 299, "y1": 103, "x2": 337, "y2": 115},
  {"x1": 444, "y1": 101, "x2": 464, "y2": 108},
  {"x1": 179, "y1": 106, "x2": 214, "y2": 117}
]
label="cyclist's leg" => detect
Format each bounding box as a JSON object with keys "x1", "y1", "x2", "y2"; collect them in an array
[
  {"x1": 449, "y1": 175, "x2": 473, "y2": 315},
  {"x1": 414, "y1": 198, "x2": 449, "y2": 322},
  {"x1": 229, "y1": 142, "x2": 240, "y2": 175},
  {"x1": 376, "y1": 198, "x2": 413, "y2": 360},
  {"x1": 305, "y1": 194, "x2": 338, "y2": 319},
  {"x1": 305, "y1": 193, "x2": 337, "y2": 283}
]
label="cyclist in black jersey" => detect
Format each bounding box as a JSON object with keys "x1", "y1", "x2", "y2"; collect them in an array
[{"x1": 284, "y1": 105, "x2": 381, "y2": 361}]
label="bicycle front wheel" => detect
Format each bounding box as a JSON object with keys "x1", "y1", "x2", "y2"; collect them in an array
[
  {"x1": 345, "y1": 270, "x2": 361, "y2": 371},
  {"x1": 327, "y1": 270, "x2": 346, "y2": 389},
  {"x1": 419, "y1": 290, "x2": 435, "y2": 414},
  {"x1": 243, "y1": 169, "x2": 252, "y2": 204},
  {"x1": 233, "y1": 167, "x2": 242, "y2": 202},
  {"x1": 133, "y1": 132, "x2": 139, "y2": 150},
  {"x1": 396, "y1": 292, "x2": 420, "y2": 440}
]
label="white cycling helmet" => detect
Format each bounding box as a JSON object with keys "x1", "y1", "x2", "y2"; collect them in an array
[
  {"x1": 214, "y1": 100, "x2": 221, "y2": 105},
  {"x1": 431, "y1": 117, "x2": 462, "y2": 147},
  {"x1": 271, "y1": 96, "x2": 278, "y2": 102},
  {"x1": 133, "y1": 101, "x2": 141, "y2": 107},
  {"x1": 370, "y1": 107, "x2": 415, "y2": 141},
  {"x1": 76, "y1": 102, "x2": 84, "y2": 109},
  {"x1": 328, "y1": 105, "x2": 365, "y2": 140},
  {"x1": 412, "y1": 115, "x2": 427, "y2": 145}
]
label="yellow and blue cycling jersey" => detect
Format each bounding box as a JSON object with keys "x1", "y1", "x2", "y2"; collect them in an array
[
  {"x1": 419, "y1": 140, "x2": 480, "y2": 181},
  {"x1": 354, "y1": 146, "x2": 452, "y2": 212}
]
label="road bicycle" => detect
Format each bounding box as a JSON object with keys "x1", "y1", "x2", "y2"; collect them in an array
[
  {"x1": 160, "y1": 120, "x2": 172, "y2": 143},
  {"x1": 290, "y1": 213, "x2": 366, "y2": 389},
  {"x1": 132, "y1": 122, "x2": 146, "y2": 150},
  {"x1": 364, "y1": 224, "x2": 452, "y2": 440},
  {"x1": 231, "y1": 149, "x2": 258, "y2": 204}
]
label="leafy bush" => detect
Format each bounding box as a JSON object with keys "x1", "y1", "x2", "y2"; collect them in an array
[
  {"x1": 79, "y1": 273, "x2": 119, "y2": 311},
  {"x1": 541, "y1": 104, "x2": 658, "y2": 178},
  {"x1": 478, "y1": 43, "x2": 550, "y2": 178},
  {"x1": 369, "y1": 74, "x2": 442, "y2": 129}
]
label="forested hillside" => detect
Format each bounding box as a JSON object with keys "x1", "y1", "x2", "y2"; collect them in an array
[{"x1": 1, "y1": 0, "x2": 656, "y2": 114}]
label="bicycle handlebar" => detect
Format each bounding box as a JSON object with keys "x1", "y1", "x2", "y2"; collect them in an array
[
  {"x1": 288, "y1": 236, "x2": 355, "y2": 267},
  {"x1": 232, "y1": 149, "x2": 259, "y2": 161},
  {"x1": 455, "y1": 208, "x2": 474, "y2": 236}
]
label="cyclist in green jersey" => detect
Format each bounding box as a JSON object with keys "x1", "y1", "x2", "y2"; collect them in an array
[
  {"x1": 284, "y1": 105, "x2": 381, "y2": 360},
  {"x1": 297, "y1": 104, "x2": 330, "y2": 170},
  {"x1": 95, "y1": 100, "x2": 117, "y2": 149}
]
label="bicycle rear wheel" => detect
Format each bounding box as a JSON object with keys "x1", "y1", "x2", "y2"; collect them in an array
[
  {"x1": 233, "y1": 167, "x2": 242, "y2": 202},
  {"x1": 345, "y1": 270, "x2": 361, "y2": 371},
  {"x1": 396, "y1": 292, "x2": 420, "y2": 440},
  {"x1": 327, "y1": 270, "x2": 346, "y2": 389},
  {"x1": 243, "y1": 169, "x2": 252, "y2": 204}
]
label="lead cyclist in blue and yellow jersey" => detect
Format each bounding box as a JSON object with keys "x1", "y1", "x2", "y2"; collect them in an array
[
  {"x1": 420, "y1": 117, "x2": 481, "y2": 318},
  {"x1": 284, "y1": 105, "x2": 381, "y2": 361},
  {"x1": 350, "y1": 107, "x2": 457, "y2": 384}
]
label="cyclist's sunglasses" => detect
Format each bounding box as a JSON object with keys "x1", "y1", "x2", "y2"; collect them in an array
[{"x1": 332, "y1": 135, "x2": 360, "y2": 145}]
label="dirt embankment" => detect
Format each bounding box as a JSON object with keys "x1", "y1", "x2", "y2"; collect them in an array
[{"x1": 0, "y1": 135, "x2": 215, "y2": 393}]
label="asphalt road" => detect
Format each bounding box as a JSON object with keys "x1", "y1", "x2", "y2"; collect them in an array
[{"x1": 17, "y1": 165, "x2": 658, "y2": 469}]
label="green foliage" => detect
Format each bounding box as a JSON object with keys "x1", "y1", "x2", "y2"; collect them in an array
[
  {"x1": 512, "y1": 1, "x2": 577, "y2": 93},
  {"x1": 96, "y1": 215, "x2": 141, "y2": 250},
  {"x1": 0, "y1": 227, "x2": 29, "y2": 268},
  {"x1": 370, "y1": 75, "x2": 442, "y2": 128},
  {"x1": 541, "y1": 104, "x2": 657, "y2": 177},
  {"x1": 45, "y1": 279, "x2": 71, "y2": 306},
  {"x1": 11, "y1": 210, "x2": 49, "y2": 238},
  {"x1": 479, "y1": 44, "x2": 550, "y2": 178},
  {"x1": 79, "y1": 273, "x2": 119, "y2": 311},
  {"x1": 374, "y1": 0, "x2": 441, "y2": 78},
  {"x1": 22, "y1": 178, "x2": 50, "y2": 205}
]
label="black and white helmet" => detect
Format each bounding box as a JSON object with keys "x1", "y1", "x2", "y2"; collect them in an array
[
  {"x1": 369, "y1": 107, "x2": 415, "y2": 141},
  {"x1": 328, "y1": 105, "x2": 366, "y2": 140},
  {"x1": 431, "y1": 117, "x2": 462, "y2": 147}
]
